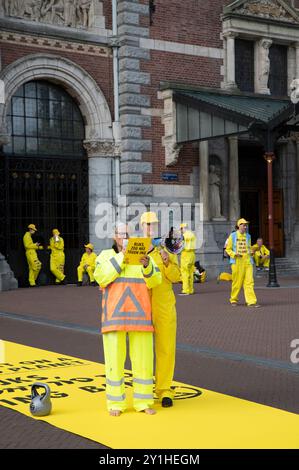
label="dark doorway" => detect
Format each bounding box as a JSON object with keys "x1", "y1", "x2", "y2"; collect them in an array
[
  {"x1": 0, "y1": 80, "x2": 88, "y2": 286},
  {"x1": 238, "y1": 141, "x2": 284, "y2": 256}
]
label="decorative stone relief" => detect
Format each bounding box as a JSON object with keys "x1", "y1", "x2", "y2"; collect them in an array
[
  {"x1": 1, "y1": 0, "x2": 103, "y2": 30},
  {"x1": 83, "y1": 140, "x2": 121, "y2": 158},
  {"x1": 159, "y1": 89, "x2": 182, "y2": 166},
  {"x1": 235, "y1": 0, "x2": 298, "y2": 23}
]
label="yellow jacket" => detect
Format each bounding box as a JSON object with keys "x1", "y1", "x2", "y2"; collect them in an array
[
  {"x1": 23, "y1": 232, "x2": 40, "y2": 253},
  {"x1": 252, "y1": 244, "x2": 270, "y2": 257},
  {"x1": 148, "y1": 247, "x2": 181, "y2": 307},
  {"x1": 225, "y1": 231, "x2": 253, "y2": 265},
  {"x1": 183, "y1": 230, "x2": 196, "y2": 251},
  {"x1": 79, "y1": 252, "x2": 97, "y2": 269},
  {"x1": 94, "y1": 248, "x2": 162, "y2": 333},
  {"x1": 49, "y1": 236, "x2": 64, "y2": 258}
]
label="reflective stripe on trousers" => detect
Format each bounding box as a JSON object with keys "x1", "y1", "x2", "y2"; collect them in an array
[{"x1": 102, "y1": 330, "x2": 154, "y2": 412}]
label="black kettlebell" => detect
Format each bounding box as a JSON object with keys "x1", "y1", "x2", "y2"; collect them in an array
[{"x1": 30, "y1": 382, "x2": 52, "y2": 417}]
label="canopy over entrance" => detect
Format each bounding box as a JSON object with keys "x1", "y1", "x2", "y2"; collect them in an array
[{"x1": 159, "y1": 82, "x2": 299, "y2": 167}]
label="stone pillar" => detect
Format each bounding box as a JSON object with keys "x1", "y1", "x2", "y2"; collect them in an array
[
  {"x1": 199, "y1": 141, "x2": 209, "y2": 221},
  {"x1": 118, "y1": 0, "x2": 153, "y2": 200},
  {"x1": 224, "y1": 32, "x2": 238, "y2": 90},
  {"x1": 83, "y1": 140, "x2": 121, "y2": 251},
  {"x1": 295, "y1": 43, "x2": 299, "y2": 79},
  {"x1": 228, "y1": 136, "x2": 239, "y2": 223}
]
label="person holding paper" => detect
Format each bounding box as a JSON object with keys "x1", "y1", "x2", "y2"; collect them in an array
[
  {"x1": 94, "y1": 222, "x2": 162, "y2": 416},
  {"x1": 141, "y1": 212, "x2": 181, "y2": 408}
]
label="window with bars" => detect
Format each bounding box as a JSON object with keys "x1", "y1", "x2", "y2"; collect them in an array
[
  {"x1": 4, "y1": 80, "x2": 85, "y2": 157},
  {"x1": 235, "y1": 39, "x2": 255, "y2": 93}
]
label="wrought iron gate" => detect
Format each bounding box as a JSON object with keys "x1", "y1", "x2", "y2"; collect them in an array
[{"x1": 0, "y1": 154, "x2": 88, "y2": 286}]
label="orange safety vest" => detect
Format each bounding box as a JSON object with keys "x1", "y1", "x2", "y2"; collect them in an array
[{"x1": 101, "y1": 277, "x2": 154, "y2": 333}]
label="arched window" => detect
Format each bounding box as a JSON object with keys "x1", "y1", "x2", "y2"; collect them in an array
[{"x1": 4, "y1": 80, "x2": 85, "y2": 157}]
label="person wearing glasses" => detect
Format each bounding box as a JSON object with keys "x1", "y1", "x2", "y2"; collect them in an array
[{"x1": 94, "y1": 222, "x2": 162, "y2": 416}]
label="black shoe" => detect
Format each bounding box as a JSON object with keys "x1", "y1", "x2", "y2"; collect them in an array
[
  {"x1": 91, "y1": 281, "x2": 97, "y2": 287},
  {"x1": 60, "y1": 278, "x2": 67, "y2": 285},
  {"x1": 162, "y1": 397, "x2": 173, "y2": 408},
  {"x1": 77, "y1": 281, "x2": 82, "y2": 287}
]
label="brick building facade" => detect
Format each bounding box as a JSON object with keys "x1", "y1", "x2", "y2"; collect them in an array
[{"x1": 1, "y1": 0, "x2": 299, "y2": 288}]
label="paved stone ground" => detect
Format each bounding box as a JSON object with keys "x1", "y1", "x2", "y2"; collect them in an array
[{"x1": 0, "y1": 275, "x2": 299, "y2": 448}]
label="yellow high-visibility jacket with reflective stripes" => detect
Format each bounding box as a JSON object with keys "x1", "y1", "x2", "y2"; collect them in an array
[{"x1": 94, "y1": 248, "x2": 162, "y2": 334}]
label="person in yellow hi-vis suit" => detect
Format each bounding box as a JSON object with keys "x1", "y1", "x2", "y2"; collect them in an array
[
  {"x1": 77, "y1": 243, "x2": 97, "y2": 286},
  {"x1": 23, "y1": 224, "x2": 43, "y2": 287},
  {"x1": 141, "y1": 212, "x2": 181, "y2": 408},
  {"x1": 49, "y1": 229, "x2": 66, "y2": 285},
  {"x1": 94, "y1": 222, "x2": 162, "y2": 416},
  {"x1": 225, "y1": 218, "x2": 260, "y2": 308},
  {"x1": 179, "y1": 223, "x2": 196, "y2": 295},
  {"x1": 252, "y1": 238, "x2": 270, "y2": 271}
]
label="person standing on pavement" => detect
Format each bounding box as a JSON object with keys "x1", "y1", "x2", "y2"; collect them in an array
[
  {"x1": 225, "y1": 218, "x2": 260, "y2": 308},
  {"x1": 49, "y1": 229, "x2": 66, "y2": 285},
  {"x1": 179, "y1": 223, "x2": 196, "y2": 295},
  {"x1": 94, "y1": 222, "x2": 162, "y2": 416},
  {"x1": 77, "y1": 243, "x2": 97, "y2": 286},
  {"x1": 23, "y1": 224, "x2": 43, "y2": 287},
  {"x1": 141, "y1": 212, "x2": 181, "y2": 408}
]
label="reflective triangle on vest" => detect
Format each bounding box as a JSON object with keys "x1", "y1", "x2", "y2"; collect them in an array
[{"x1": 112, "y1": 286, "x2": 146, "y2": 318}]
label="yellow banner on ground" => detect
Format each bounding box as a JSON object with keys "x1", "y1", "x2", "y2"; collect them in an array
[
  {"x1": 0, "y1": 340, "x2": 298, "y2": 449},
  {"x1": 124, "y1": 237, "x2": 151, "y2": 265}
]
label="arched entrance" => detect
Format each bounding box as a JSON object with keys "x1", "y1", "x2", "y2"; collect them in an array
[{"x1": 0, "y1": 80, "x2": 88, "y2": 286}]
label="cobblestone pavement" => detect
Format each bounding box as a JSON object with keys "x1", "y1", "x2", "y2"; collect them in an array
[{"x1": 0, "y1": 275, "x2": 299, "y2": 448}]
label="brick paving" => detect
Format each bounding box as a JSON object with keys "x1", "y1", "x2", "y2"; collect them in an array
[{"x1": 0, "y1": 276, "x2": 299, "y2": 448}]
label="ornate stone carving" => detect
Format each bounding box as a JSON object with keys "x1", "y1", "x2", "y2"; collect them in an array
[
  {"x1": 236, "y1": 0, "x2": 297, "y2": 23},
  {"x1": 2, "y1": 0, "x2": 93, "y2": 29},
  {"x1": 290, "y1": 78, "x2": 299, "y2": 104},
  {"x1": 163, "y1": 140, "x2": 182, "y2": 167},
  {"x1": 209, "y1": 164, "x2": 224, "y2": 220},
  {"x1": 257, "y1": 38, "x2": 272, "y2": 94},
  {"x1": 83, "y1": 140, "x2": 121, "y2": 158}
]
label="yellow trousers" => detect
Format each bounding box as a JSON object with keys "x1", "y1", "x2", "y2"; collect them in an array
[
  {"x1": 102, "y1": 331, "x2": 154, "y2": 412},
  {"x1": 152, "y1": 299, "x2": 177, "y2": 400},
  {"x1": 50, "y1": 256, "x2": 65, "y2": 283},
  {"x1": 77, "y1": 265, "x2": 95, "y2": 282},
  {"x1": 181, "y1": 250, "x2": 196, "y2": 294},
  {"x1": 26, "y1": 251, "x2": 41, "y2": 286},
  {"x1": 230, "y1": 259, "x2": 257, "y2": 305},
  {"x1": 254, "y1": 253, "x2": 270, "y2": 268}
]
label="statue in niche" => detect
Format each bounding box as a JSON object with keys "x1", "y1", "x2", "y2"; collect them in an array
[
  {"x1": 77, "y1": 0, "x2": 91, "y2": 28},
  {"x1": 259, "y1": 39, "x2": 272, "y2": 91},
  {"x1": 209, "y1": 164, "x2": 223, "y2": 219}
]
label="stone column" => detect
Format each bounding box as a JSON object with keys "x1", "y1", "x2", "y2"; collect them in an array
[
  {"x1": 83, "y1": 140, "x2": 121, "y2": 251},
  {"x1": 224, "y1": 32, "x2": 238, "y2": 90},
  {"x1": 295, "y1": 43, "x2": 299, "y2": 79},
  {"x1": 228, "y1": 136, "x2": 239, "y2": 223},
  {"x1": 199, "y1": 141, "x2": 209, "y2": 221}
]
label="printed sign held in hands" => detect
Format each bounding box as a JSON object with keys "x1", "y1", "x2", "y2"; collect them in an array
[{"x1": 124, "y1": 238, "x2": 151, "y2": 265}]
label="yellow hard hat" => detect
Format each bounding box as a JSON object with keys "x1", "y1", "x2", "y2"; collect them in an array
[
  {"x1": 28, "y1": 224, "x2": 37, "y2": 232},
  {"x1": 84, "y1": 243, "x2": 94, "y2": 251},
  {"x1": 52, "y1": 229, "x2": 60, "y2": 236},
  {"x1": 140, "y1": 211, "x2": 159, "y2": 224},
  {"x1": 237, "y1": 218, "x2": 249, "y2": 227},
  {"x1": 180, "y1": 223, "x2": 188, "y2": 229}
]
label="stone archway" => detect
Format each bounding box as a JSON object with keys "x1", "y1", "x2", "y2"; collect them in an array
[{"x1": 0, "y1": 53, "x2": 113, "y2": 145}]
